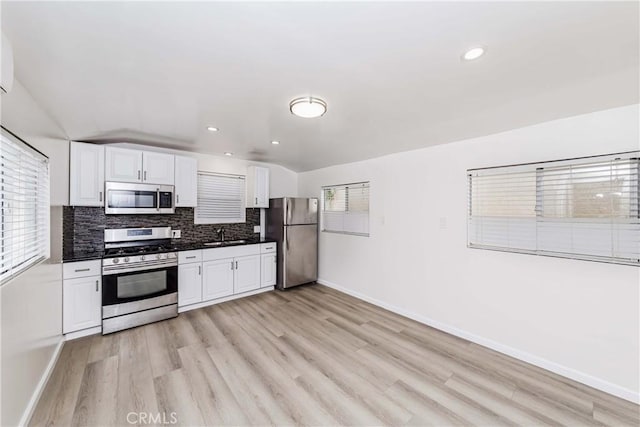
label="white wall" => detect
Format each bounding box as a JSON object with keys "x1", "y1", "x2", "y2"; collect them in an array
[
  {"x1": 0, "y1": 80, "x2": 67, "y2": 425},
  {"x1": 1, "y1": 80, "x2": 69, "y2": 206},
  {"x1": 298, "y1": 104, "x2": 640, "y2": 402}
]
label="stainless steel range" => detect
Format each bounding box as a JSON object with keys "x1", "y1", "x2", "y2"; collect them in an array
[{"x1": 102, "y1": 227, "x2": 178, "y2": 334}]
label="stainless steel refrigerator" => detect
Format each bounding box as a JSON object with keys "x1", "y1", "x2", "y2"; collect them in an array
[{"x1": 266, "y1": 197, "x2": 318, "y2": 289}]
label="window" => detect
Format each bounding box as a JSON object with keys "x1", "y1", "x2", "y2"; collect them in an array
[
  {"x1": 194, "y1": 172, "x2": 246, "y2": 224},
  {"x1": 468, "y1": 152, "x2": 639, "y2": 265},
  {"x1": 1, "y1": 127, "x2": 50, "y2": 284},
  {"x1": 321, "y1": 182, "x2": 369, "y2": 236}
]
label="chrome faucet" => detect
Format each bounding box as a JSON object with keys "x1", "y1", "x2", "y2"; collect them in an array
[{"x1": 216, "y1": 227, "x2": 226, "y2": 242}]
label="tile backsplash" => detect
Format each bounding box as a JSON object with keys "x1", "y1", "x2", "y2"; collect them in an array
[{"x1": 63, "y1": 206, "x2": 260, "y2": 257}]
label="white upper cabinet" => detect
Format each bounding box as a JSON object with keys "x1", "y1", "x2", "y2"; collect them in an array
[
  {"x1": 105, "y1": 147, "x2": 143, "y2": 182},
  {"x1": 105, "y1": 147, "x2": 175, "y2": 184},
  {"x1": 69, "y1": 141, "x2": 105, "y2": 206},
  {"x1": 174, "y1": 155, "x2": 198, "y2": 207},
  {"x1": 143, "y1": 151, "x2": 175, "y2": 185},
  {"x1": 246, "y1": 165, "x2": 270, "y2": 208}
]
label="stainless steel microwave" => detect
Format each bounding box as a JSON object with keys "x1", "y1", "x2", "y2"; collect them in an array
[{"x1": 105, "y1": 182, "x2": 175, "y2": 214}]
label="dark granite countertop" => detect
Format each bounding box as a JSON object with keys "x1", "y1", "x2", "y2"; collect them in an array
[
  {"x1": 62, "y1": 249, "x2": 105, "y2": 263},
  {"x1": 172, "y1": 237, "x2": 277, "y2": 252},
  {"x1": 62, "y1": 238, "x2": 277, "y2": 263}
]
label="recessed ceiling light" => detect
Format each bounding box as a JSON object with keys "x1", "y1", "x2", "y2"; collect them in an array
[
  {"x1": 462, "y1": 47, "x2": 485, "y2": 61},
  {"x1": 224, "y1": 152, "x2": 233, "y2": 156},
  {"x1": 271, "y1": 140, "x2": 280, "y2": 145},
  {"x1": 289, "y1": 97, "x2": 327, "y2": 118},
  {"x1": 207, "y1": 126, "x2": 219, "y2": 132}
]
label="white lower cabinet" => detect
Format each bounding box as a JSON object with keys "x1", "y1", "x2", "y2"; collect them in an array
[
  {"x1": 63, "y1": 260, "x2": 102, "y2": 334},
  {"x1": 261, "y1": 253, "x2": 277, "y2": 288},
  {"x1": 178, "y1": 243, "x2": 277, "y2": 309},
  {"x1": 202, "y1": 258, "x2": 235, "y2": 301},
  {"x1": 234, "y1": 254, "x2": 261, "y2": 294},
  {"x1": 178, "y1": 262, "x2": 202, "y2": 306}
]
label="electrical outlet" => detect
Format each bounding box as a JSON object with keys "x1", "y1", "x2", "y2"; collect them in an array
[
  {"x1": 253, "y1": 225, "x2": 261, "y2": 233},
  {"x1": 172, "y1": 229, "x2": 181, "y2": 238},
  {"x1": 439, "y1": 218, "x2": 447, "y2": 230}
]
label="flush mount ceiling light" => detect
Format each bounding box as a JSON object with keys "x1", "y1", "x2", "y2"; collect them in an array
[
  {"x1": 462, "y1": 46, "x2": 485, "y2": 61},
  {"x1": 289, "y1": 97, "x2": 327, "y2": 118},
  {"x1": 271, "y1": 140, "x2": 280, "y2": 145},
  {"x1": 224, "y1": 152, "x2": 233, "y2": 156},
  {"x1": 207, "y1": 126, "x2": 219, "y2": 132}
]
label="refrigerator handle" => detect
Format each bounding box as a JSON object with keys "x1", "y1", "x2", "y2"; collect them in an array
[
  {"x1": 286, "y1": 199, "x2": 292, "y2": 225},
  {"x1": 285, "y1": 230, "x2": 289, "y2": 251}
]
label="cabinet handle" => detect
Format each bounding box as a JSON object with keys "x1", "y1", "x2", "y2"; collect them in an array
[
  {"x1": 137, "y1": 170, "x2": 141, "y2": 180},
  {"x1": 230, "y1": 261, "x2": 234, "y2": 270},
  {"x1": 265, "y1": 246, "x2": 273, "y2": 250},
  {"x1": 198, "y1": 265, "x2": 201, "y2": 275},
  {"x1": 144, "y1": 171, "x2": 147, "y2": 181},
  {"x1": 255, "y1": 197, "x2": 258, "y2": 205},
  {"x1": 186, "y1": 256, "x2": 196, "y2": 259},
  {"x1": 235, "y1": 261, "x2": 238, "y2": 270},
  {"x1": 74, "y1": 268, "x2": 90, "y2": 272},
  {"x1": 95, "y1": 280, "x2": 99, "y2": 292},
  {"x1": 176, "y1": 194, "x2": 180, "y2": 204},
  {"x1": 99, "y1": 191, "x2": 103, "y2": 202}
]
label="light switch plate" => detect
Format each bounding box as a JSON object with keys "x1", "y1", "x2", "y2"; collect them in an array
[
  {"x1": 253, "y1": 225, "x2": 261, "y2": 233},
  {"x1": 172, "y1": 230, "x2": 181, "y2": 238},
  {"x1": 439, "y1": 218, "x2": 447, "y2": 229}
]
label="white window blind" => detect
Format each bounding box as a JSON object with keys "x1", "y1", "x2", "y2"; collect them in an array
[
  {"x1": 194, "y1": 172, "x2": 246, "y2": 224},
  {"x1": 322, "y1": 182, "x2": 370, "y2": 236},
  {"x1": 1, "y1": 127, "x2": 50, "y2": 285},
  {"x1": 468, "y1": 152, "x2": 639, "y2": 266}
]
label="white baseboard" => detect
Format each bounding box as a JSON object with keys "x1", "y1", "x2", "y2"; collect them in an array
[
  {"x1": 178, "y1": 286, "x2": 274, "y2": 313},
  {"x1": 18, "y1": 337, "x2": 64, "y2": 427},
  {"x1": 317, "y1": 278, "x2": 639, "y2": 404}
]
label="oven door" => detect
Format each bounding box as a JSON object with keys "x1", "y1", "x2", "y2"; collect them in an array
[
  {"x1": 102, "y1": 265, "x2": 177, "y2": 315},
  {"x1": 105, "y1": 182, "x2": 175, "y2": 214}
]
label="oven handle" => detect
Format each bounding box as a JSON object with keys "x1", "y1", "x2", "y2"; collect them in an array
[
  {"x1": 102, "y1": 261, "x2": 177, "y2": 275},
  {"x1": 156, "y1": 188, "x2": 160, "y2": 212}
]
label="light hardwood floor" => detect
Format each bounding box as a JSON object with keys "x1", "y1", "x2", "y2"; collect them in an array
[{"x1": 31, "y1": 285, "x2": 639, "y2": 427}]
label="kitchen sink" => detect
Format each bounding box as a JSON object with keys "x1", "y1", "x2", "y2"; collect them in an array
[{"x1": 203, "y1": 239, "x2": 248, "y2": 247}]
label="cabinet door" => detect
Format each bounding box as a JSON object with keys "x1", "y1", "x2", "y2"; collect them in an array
[
  {"x1": 261, "y1": 253, "x2": 277, "y2": 288},
  {"x1": 105, "y1": 147, "x2": 143, "y2": 182},
  {"x1": 234, "y1": 254, "x2": 261, "y2": 294},
  {"x1": 254, "y1": 166, "x2": 270, "y2": 208},
  {"x1": 143, "y1": 151, "x2": 175, "y2": 185},
  {"x1": 69, "y1": 142, "x2": 105, "y2": 206},
  {"x1": 63, "y1": 276, "x2": 102, "y2": 334},
  {"x1": 246, "y1": 166, "x2": 270, "y2": 208},
  {"x1": 202, "y1": 258, "x2": 234, "y2": 301},
  {"x1": 174, "y1": 156, "x2": 198, "y2": 207},
  {"x1": 178, "y1": 263, "x2": 202, "y2": 307}
]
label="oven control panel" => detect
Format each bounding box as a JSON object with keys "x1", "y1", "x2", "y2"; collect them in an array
[
  {"x1": 102, "y1": 252, "x2": 178, "y2": 275},
  {"x1": 108, "y1": 252, "x2": 177, "y2": 265}
]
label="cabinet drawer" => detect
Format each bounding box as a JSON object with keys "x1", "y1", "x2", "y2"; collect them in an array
[
  {"x1": 261, "y1": 242, "x2": 277, "y2": 254},
  {"x1": 202, "y1": 244, "x2": 260, "y2": 261},
  {"x1": 63, "y1": 260, "x2": 102, "y2": 279},
  {"x1": 179, "y1": 250, "x2": 202, "y2": 264}
]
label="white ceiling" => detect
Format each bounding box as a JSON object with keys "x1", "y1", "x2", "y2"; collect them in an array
[{"x1": 1, "y1": 1, "x2": 638, "y2": 172}]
